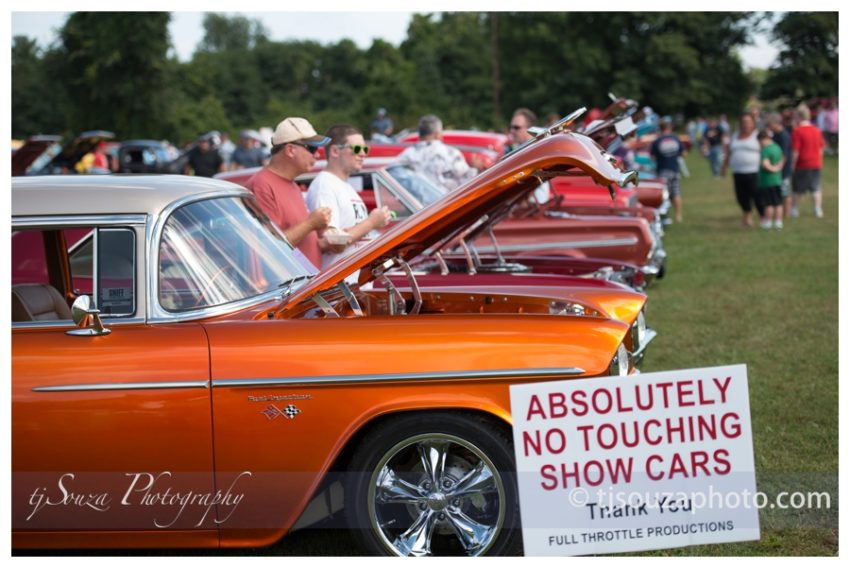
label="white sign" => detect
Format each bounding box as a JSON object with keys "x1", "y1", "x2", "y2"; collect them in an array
[{"x1": 510, "y1": 365, "x2": 759, "y2": 556}]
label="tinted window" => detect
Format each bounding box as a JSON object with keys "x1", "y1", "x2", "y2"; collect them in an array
[{"x1": 96, "y1": 228, "x2": 135, "y2": 316}]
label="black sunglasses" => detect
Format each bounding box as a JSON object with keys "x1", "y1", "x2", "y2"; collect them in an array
[{"x1": 289, "y1": 141, "x2": 323, "y2": 154}]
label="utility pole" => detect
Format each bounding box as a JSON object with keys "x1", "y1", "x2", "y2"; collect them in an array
[{"x1": 490, "y1": 13, "x2": 502, "y2": 126}]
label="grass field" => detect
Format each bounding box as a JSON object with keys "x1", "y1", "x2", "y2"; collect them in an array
[
  {"x1": 634, "y1": 152, "x2": 839, "y2": 555},
  {"x1": 271, "y1": 152, "x2": 840, "y2": 557}
]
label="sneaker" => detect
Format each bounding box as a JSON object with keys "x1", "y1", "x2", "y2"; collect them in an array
[
  {"x1": 774, "y1": 220, "x2": 783, "y2": 230},
  {"x1": 760, "y1": 220, "x2": 772, "y2": 229},
  {"x1": 814, "y1": 207, "x2": 824, "y2": 218},
  {"x1": 790, "y1": 207, "x2": 800, "y2": 218}
]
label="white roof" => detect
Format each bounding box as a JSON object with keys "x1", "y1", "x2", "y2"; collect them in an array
[{"x1": 12, "y1": 175, "x2": 250, "y2": 218}]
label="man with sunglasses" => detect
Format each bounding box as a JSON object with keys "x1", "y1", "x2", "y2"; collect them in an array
[
  {"x1": 306, "y1": 124, "x2": 393, "y2": 268},
  {"x1": 506, "y1": 108, "x2": 537, "y2": 156},
  {"x1": 247, "y1": 117, "x2": 333, "y2": 268},
  {"x1": 504, "y1": 107, "x2": 550, "y2": 204}
]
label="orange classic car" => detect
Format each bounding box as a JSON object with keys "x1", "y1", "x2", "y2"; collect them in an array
[{"x1": 12, "y1": 131, "x2": 644, "y2": 556}]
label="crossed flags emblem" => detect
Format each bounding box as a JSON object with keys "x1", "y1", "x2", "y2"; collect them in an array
[{"x1": 261, "y1": 404, "x2": 302, "y2": 421}]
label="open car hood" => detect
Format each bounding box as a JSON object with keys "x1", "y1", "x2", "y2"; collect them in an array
[
  {"x1": 11, "y1": 135, "x2": 62, "y2": 176},
  {"x1": 282, "y1": 131, "x2": 635, "y2": 311},
  {"x1": 42, "y1": 130, "x2": 115, "y2": 173}
]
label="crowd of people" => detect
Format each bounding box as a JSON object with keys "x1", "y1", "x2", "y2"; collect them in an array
[
  {"x1": 232, "y1": 106, "x2": 554, "y2": 267},
  {"x1": 64, "y1": 96, "x2": 832, "y2": 262},
  {"x1": 683, "y1": 98, "x2": 834, "y2": 228}
]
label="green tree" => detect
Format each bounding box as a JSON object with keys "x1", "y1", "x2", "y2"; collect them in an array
[
  {"x1": 403, "y1": 13, "x2": 495, "y2": 129},
  {"x1": 56, "y1": 12, "x2": 172, "y2": 138},
  {"x1": 12, "y1": 36, "x2": 67, "y2": 138},
  {"x1": 761, "y1": 12, "x2": 838, "y2": 102},
  {"x1": 357, "y1": 39, "x2": 419, "y2": 134},
  {"x1": 198, "y1": 13, "x2": 268, "y2": 53},
  {"x1": 497, "y1": 12, "x2": 754, "y2": 123}
]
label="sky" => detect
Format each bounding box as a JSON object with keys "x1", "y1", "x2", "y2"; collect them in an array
[{"x1": 10, "y1": 10, "x2": 782, "y2": 70}]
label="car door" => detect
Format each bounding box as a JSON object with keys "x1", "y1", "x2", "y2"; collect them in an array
[{"x1": 12, "y1": 219, "x2": 216, "y2": 541}]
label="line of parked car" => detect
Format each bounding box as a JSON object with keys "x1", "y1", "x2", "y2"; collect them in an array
[{"x1": 11, "y1": 106, "x2": 672, "y2": 556}]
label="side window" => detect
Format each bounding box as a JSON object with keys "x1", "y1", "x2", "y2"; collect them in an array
[
  {"x1": 374, "y1": 176, "x2": 415, "y2": 220},
  {"x1": 11, "y1": 230, "x2": 49, "y2": 285},
  {"x1": 96, "y1": 228, "x2": 136, "y2": 317},
  {"x1": 68, "y1": 229, "x2": 94, "y2": 294},
  {"x1": 67, "y1": 227, "x2": 136, "y2": 317}
]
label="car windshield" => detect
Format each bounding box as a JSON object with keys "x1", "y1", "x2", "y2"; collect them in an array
[
  {"x1": 158, "y1": 196, "x2": 315, "y2": 312},
  {"x1": 386, "y1": 165, "x2": 445, "y2": 207}
]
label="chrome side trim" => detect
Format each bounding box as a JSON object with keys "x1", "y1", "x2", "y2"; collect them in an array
[
  {"x1": 475, "y1": 237, "x2": 638, "y2": 254},
  {"x1": 32, "y1": 380, "x2": 210, "y2": 392},
  {"x1": 12, "y1": 215, "x2": 147, "y2": 228},
  {"x1": 213, "y1": 367, "x2": 586, "y2": 388},
  {"x1": 12, "y1": 317, "x2": 147, "y2": 330}
]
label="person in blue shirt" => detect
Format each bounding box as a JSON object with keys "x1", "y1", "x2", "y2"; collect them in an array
[{"x1": 651, "y1": 118, "x2": 686, "y2": 223}]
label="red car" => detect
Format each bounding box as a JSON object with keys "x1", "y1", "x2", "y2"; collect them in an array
[{"x1": 217, "y1": 156, "x2": 665, "y2": 286}]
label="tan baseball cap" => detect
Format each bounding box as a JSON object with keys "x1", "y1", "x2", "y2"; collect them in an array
[{"x1": 270, "y1": 117, "x2": 330, "y2": 146}]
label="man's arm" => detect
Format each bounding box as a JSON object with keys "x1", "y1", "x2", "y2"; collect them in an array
[
  {"x1": 284, "y1": 208, "x2": 331, "y2": 246},
  {"x1": 343, "y1": 207, "x2": 393, "y2": 242},
  {"x1": 449, "y1": 147, "x2": 478, "y2": 186}
]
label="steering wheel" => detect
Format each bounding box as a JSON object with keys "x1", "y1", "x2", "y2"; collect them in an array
[{"x1": 193, "y1": 265, "x2": 244, "y2": 308}]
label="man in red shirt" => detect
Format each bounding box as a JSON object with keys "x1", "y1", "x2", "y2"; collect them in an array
[
  {"x1": 247, "y1": 117, "x2": 333, "y2": 268},
  {"x1": 790, "y1": 105, "x2": 826, "y2": 218}
]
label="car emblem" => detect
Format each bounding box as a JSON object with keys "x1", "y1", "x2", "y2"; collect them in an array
[{"x1": 261, "y1": 404, "x2": 301, "y2": 421}]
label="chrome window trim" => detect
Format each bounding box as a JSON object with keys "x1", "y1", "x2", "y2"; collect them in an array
[
  {"x1": 12, "y1": 317, "x2": 148, "y2": 330},
  {"x1": 145, "y1": 188, "x2": 279, "y2": 323},
  {"x1": 93, "y1": 227, "x2": 137, "y2": 318},
  {"x1": 474, "y1": 237, "x2": 638, "y2": 254},
  {"x1": 12, "y1": 216, "x2": 146, "y2": 324},
  {"x1": 145, "y1": 290, "x2": 287, "y2": 324},
  {"x1": 372, "y1": 170, "x2": 423, "y2": 214},
  {"x1": 32, "y1": 380, "x2": 210, "y2": 392},
  {"x1": 213, "y1": 367, "x2": 586, "y2": 388},
  {"x1": 13, "y1": 215, "x2": 147, "y2": 229}
]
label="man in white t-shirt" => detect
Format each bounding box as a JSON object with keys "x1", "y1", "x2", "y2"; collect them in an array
[{"x1": 306, "y1": 124, "x2": 392, "y2": 268}]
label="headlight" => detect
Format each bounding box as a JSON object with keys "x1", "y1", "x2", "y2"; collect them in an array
[
  {"x1": 549, "y1": 301, "x2": 598, "y2": 317},
  {"x1": 609, "y1": 342, "x2": 630, "y2": 376},
  {"x1": 630, "y1": 309, "x2": 647, "y2": 352}
]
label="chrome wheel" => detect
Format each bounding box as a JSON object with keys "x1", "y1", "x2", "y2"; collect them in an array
[{"x1": 367, "y1": 433, "x2": 506, "y2": 556}]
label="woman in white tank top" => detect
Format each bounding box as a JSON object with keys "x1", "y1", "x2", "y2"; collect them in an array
[{"x1": 722, "y1": 112, "x2": 762, "y2": 227}]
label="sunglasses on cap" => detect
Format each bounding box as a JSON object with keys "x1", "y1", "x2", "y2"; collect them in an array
[
  {"x1": 289, "y1": 141, "x2": 323, "y2": 154},
  {"x1": 336, "y1": 143, "x2": 370, "y2": 156}
]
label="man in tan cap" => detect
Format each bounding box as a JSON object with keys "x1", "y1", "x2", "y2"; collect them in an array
[{"x1": 247, "y1": 117, "x2": 333, "y2": 268}]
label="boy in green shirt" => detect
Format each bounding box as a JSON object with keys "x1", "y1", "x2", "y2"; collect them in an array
[{"x1": 758, "y1": 129, "x2": 785, "y2": 229}]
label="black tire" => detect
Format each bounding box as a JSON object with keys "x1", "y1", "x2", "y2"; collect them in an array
[{"x1": 344, "y1": 412, "x2": 521, "y2": 556}]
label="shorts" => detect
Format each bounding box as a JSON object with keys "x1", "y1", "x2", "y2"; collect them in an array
[
  {"x1": 780, "y1": 177, "x2": 792, "y2": 199},
  {"x1": 826, "y1": 131, "x2": 838, "y2": 148},
  {"x1": 792, "y1": 169, "x2": 822, "y2": 194},
  {"x1": 758, "y1": 185, "x2": 782, "y2": 207},
  {"x1": 658, "y1": 170, "x2": 681, "y2": 198}
]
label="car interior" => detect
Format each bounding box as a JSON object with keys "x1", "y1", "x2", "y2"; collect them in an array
[{"x1": 11, "y1": 284, "x2": 73, "y2": 322}]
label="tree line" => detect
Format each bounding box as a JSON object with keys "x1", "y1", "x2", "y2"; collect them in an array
[{"x1": 11, "y1": 11, "x2": 838, "y2": 143}]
